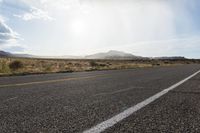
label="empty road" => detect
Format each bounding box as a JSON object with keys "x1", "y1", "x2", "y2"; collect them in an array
[{"x1": 0, "y1": 64, "x2": 200, "y2": 133}]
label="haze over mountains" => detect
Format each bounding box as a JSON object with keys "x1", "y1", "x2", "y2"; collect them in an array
[
  {"x1": 0, "y1": 51, "x2": 35, "y2": 58},
  {"x1": 85, "y1": 50, "x2": 145, "y2": 59},
  {"x1": 0, "y1": 51, "x2": 13, "y2": 57},
  {"x1": 0, "y1": 50, "x2": 186, "y2": 60}
]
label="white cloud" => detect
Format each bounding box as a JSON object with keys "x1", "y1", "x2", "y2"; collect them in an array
[
  {"x1": 40, "y1": 0, "x2": 81, "y2": 10},
  {"x1": 0, "y1": 16, "x2": 19, "y2": 44},
  {"x1": 0, "y1": 16, "x2": 26, "y2": 53},
  {"x1": 14, "y1": 6, "x2": 53, "y2": 21},
  {"x1": 0, "y1": 0, "x2": 53, "y2": 21}
]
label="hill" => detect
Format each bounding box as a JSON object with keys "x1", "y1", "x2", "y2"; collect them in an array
[
  {"x1": 85, "y1": 50, "x2": 145, "y2": 60},
  {"x1": 0, "y1": 51, "x2": 13, "y2": 57}
]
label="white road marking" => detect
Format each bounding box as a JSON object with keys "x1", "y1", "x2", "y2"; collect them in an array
[{"x1": 83, "y1": 69, "x2": 200, "y2": 133}]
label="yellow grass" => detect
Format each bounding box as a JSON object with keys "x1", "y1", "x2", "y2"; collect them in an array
[{"x1": 0, "y1": 57, "x2": 199, "y2": 76}]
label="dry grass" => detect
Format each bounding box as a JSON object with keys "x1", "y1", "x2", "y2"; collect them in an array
[{"x1": 0, "y1": 57, "x2": 199, "y2": 76}]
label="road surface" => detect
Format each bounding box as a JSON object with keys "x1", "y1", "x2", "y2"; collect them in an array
[{"x1": 0, "y1": 64, "x2": 200, "y2": 133}]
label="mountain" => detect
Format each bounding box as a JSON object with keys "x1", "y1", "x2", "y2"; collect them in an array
[
  {"x1": 85, "y1": 50, "x2": 146, "y2": 60},
  {"x1": 0, "y1": 51, "x2": 13, "y2": 57},
  {"x1": 0, "y1": 50, "x2": 34, "y2": 58},
  {"x1": 153, "y1": 56, "x2": 186, "y2": 60}
]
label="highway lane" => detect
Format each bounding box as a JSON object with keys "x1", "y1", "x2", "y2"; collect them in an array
[
  {"x1": 105, "y1": 71, "x2": 200, "y2": 133},
  {"x1": 0, "y1": 65, "x2": 200, "y2": 132}
]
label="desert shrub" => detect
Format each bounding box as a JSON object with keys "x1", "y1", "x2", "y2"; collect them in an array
[
  {"x1": 186, "y1": 62, "x2": 190, "y2": 64},
  {"x1": 44, "y1": 65, "x2": 52, "y2": 71},
  {"x1": 106, "y1": 62, "x2": 112, "y2": 65},
  {"x1": 9, "y1": 60, "x2": 24, "y2": 71},
  {"x1": 152, "y1": 63, "x2": 160, "y2": 66},
  {"x1": 89, "y1": 61, "x2": 98, "y2": 67},
  {"x1": 98, "y1": 63, "x2": 107, "y2": 67},
  {"x1": 75, "y1": 63, "x2": 81, "y2": 67},
  {"x1": 68, "y1": 62, "x2": 73, "y2": 65},
  {"x1": 0, "y1": 61, "x2": 10, "y2": 73},
  {"x1": 164, "y1": 61, "x2": 169, "y2": 64}
]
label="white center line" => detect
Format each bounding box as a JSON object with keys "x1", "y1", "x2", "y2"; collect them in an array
[{"x1": 83, "y1": 69, "x2": 200, "y2": 133}]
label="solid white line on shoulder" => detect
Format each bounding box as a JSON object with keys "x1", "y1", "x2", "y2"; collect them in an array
[{"x1": 83, "y1": 69, "x2": 200, "y2": 133}]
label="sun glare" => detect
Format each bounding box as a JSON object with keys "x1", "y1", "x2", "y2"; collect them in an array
[{"x1": 71, "y1": 19, "x2": 86, "y2": 34}]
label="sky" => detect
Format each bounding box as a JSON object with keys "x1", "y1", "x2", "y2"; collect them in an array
[{"x1": 0, "y1": 0, "x2": 200, "y2": 58}]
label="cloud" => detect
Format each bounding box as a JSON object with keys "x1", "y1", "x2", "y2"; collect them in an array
[
  {"x1": 14, "y1": 6, "x2": 53, "y2": 21},
  {"x1": 0, "y1": 16, "x2": 25, "y2": 53},
  {"x1": 40, "y1": 0, "x2": 80, "y2": 9},
  {"x1": 0, "y1": 16, "x2": 19, "y2": 44},
  {"x1": 3, "y1": 45, "x2": 25, "y2": 53},
  {"x1": 0, "y1": 0, "x2": 53, "y2": 21}
]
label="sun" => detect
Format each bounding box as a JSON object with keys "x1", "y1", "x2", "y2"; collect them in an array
[{"x1": 71, "y1": 19, "x2": 87, "y2": 35}]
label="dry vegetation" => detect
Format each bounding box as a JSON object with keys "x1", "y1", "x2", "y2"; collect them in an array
[{"x1": 0, "y1": 57, "x2": 199, "y2": 76}]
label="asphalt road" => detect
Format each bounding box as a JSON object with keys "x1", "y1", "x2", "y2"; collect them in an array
[{"x1": 0, "y1": 64, "x2": 200, "y2": 133}]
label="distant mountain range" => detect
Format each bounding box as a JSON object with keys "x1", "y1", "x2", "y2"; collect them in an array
[
  {"x1": 153, "y1": 56, "x2": 186, "y2": 60},
  {"x1": 0, "y1": 50, "x2": 186, "y2": 60},
  {"x1": 0, "y1": 51, "x2": 13, "y2": 57},
  {"x1": 0, "y1": 51, "x2": 35, "y2": 58}
]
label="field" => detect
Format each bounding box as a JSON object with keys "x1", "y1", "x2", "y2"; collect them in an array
[{"x1": 0, "y1": 57, "x2": 200, "y2": 76}]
